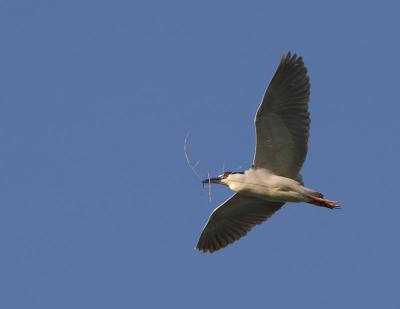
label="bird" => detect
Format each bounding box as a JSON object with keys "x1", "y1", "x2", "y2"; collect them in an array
[{"x1": 197, "y1": 52, "x2": 339, "y2": 253}]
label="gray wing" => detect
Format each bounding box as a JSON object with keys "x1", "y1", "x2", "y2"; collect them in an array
[
  {"x1": 253, "y1": 52, "x2": 310, "y2": 179},
  {"x1": 197, "y1": 194, "x2": 283, "y2": 253}
]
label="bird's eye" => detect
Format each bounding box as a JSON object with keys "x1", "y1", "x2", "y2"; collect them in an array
[{"x1": 222, "y1": 172, "x2": 231, "y2": 178}]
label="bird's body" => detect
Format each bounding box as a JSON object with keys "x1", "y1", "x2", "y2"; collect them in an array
[
  {"x1": 195, "y1": 52, "x2": 339, "y2": 253},
  {"x1": 223, "y1": 168, "x2": 317, "y2": 203}
]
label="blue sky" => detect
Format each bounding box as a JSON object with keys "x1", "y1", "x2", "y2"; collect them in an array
[{"x1": 1, "y1": 0, "x2": 399, "y2": 308}]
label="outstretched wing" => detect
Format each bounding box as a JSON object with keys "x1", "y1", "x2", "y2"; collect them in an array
[
  {"x1": 253, "y1": 52, "x2": 310, "y2": 179},
  {"x1": 197, "y1": 194, "x2": 283, "y2": 253}
]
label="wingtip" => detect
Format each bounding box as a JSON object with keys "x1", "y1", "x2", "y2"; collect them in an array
[
  {"x1": 196, "y1": 237, "x2": 225, "y2": 253},
  {"x1": 195, "y1": 245, "x2": 209, "y2": 253},
  {"x1": 196, "y1": 245, "x2": 215, "y2": 254},
  {"x1": 281, "y1": 51, "x2": 304, "y2": 64}
]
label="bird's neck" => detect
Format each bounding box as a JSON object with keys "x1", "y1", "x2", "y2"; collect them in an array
[{"x1": 226, "y1": 173, "x2": 247, "y2": 192}]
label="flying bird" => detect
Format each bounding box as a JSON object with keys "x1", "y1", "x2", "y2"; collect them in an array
[{"x1": 197, "y1": 52, "x2": 339, "y2": 253}]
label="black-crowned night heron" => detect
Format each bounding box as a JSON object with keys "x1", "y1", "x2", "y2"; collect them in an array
[{"x1": 197, "y1": 52, "x2": 339, "y2": 253}]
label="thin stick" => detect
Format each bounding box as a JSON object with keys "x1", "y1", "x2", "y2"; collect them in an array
[
  {"x1": 184, "y1": 130, "x2": 201, "y2": 180},
  {"x1": 207, "y1": 171, "x2": 212, "y2": 203},
  {"x1": 184, "y1": 131, "x2": 212, "y2": 202}
]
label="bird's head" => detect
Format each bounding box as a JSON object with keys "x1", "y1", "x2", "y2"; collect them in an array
[{"x1": 201, "y1": 171, "x2": 243, "y2": 187}]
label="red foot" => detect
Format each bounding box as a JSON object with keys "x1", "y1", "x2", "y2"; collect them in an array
[{"x1": 307, "y1": 195, "x2": 340, "y2": 209}]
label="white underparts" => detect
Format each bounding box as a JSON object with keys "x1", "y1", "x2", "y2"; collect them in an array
[{"x1": 223, "y1": 168, "x2": 317, "y2": 203}]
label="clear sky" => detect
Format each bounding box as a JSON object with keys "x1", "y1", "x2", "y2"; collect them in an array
[{"x1": 1, "y1": 0, "x2": 399, "y2": 308}]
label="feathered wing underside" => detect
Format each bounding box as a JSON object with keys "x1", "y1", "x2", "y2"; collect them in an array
[
  {"x1": 197, "y1": 194, "x2": 283, "y2": 253},
  {"x1": 253, "y1": 52, "x2": 310, "y2": 179}
]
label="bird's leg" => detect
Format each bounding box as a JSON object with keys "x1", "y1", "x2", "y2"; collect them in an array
[{"x1": 307, "y1": 195, "x2": 340, "y2": 209}]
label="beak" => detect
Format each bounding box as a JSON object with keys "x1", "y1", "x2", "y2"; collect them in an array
[{"x1": 201, "y1": 177, "x2": 221, "y2": 185}]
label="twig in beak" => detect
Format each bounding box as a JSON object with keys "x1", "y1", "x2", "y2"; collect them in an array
[
  {"x1": 183, "y1": 130, "x2": 201, "y2": 180},
  {"x1": 207, "y1": 171, "x2": 212, "y2": 203}
]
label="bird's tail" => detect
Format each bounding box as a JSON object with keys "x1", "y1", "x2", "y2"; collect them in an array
[{"x1": 307, "y1": 191, "x2": 324, "y2": 198}]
